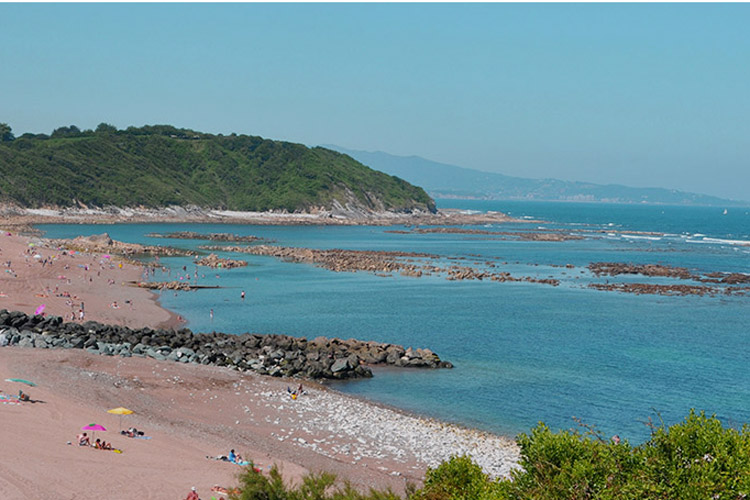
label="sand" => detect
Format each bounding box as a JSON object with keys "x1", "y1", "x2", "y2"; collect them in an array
[{"x1": 0, "y1": 228, "x2": 520, "y2": 500}]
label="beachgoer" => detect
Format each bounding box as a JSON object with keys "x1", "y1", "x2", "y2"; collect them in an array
[
  {"x1": 612, "y1": 435, "x2": 621, "y2": 445},
  {"x1": 185, "y1": 486, "x2": 199, "y2": 500},
  {"x1": 77, "y1": 432, "x2": 90, "y2": 446},
  {"x1": 228, "y1": 449, "x2": 237, "y2": 463},
  {"x1": 210, "y1": 308, "x2": 214, "y2": 320},
  {"x1": 94, "y1": 438, "x2": 102, "y2": 449},
  {"x1": 241, "y1": 290, "x2": 245, "y2": 300}
]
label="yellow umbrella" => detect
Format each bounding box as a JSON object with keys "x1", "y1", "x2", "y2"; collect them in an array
[{"x1": 107, "y1": 407, "x2": 134, "y2": 431}]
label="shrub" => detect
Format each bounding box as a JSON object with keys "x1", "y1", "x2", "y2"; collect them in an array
[{"x1": 229, "y1": 464, "x2": 401, "y2": 500}]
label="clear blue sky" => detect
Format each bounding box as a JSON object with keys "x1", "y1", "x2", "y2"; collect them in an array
[{"x1": 2, "y1": 3, "x2": 749, "y2": 200}]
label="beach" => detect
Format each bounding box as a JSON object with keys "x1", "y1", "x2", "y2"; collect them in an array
[
  {"x1": 0, "y1": 231, "x2": 175, "y2": 329},
  {"x1": 0, "y1": 228, "x2": 519, "y2": 499}
]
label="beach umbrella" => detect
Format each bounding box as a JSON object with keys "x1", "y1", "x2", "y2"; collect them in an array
[
  {"x1": 82, "y1": 423, "x2": 107, "y2": 440},
  {"x1": 107, "y1": 407, "x2": 134, "y2": 430},
  {"x1": 5, "y1": 378, "x2": 36, "y2": 387},
  {"x1": 82, "y1": 423, "x2": 106, "y2": 431}
]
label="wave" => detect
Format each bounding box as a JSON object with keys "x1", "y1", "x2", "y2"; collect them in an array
[
  {"x1": 696, "y1": 237, "x2": 750, "y2": 247},
  {"x1": 621, "y1": 234, "x2": 662, "y2": 241}
]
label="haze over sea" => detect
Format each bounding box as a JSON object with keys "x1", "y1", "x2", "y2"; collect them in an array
[{"x1": 37, "y1": 200, "x2": 750, "y2": 442}]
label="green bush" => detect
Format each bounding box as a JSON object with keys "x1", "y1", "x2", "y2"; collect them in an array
[
  {"x1": 411, "y1": 455, "x2": 500, "y2": 500},
  {"x1": 482, "y1": 410, "x2": 750, "y2": 500},
  {"x1": 229, "y1": 464, "x2": 401, "y2": 500}
]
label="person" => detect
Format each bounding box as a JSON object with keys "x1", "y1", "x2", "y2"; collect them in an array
[
  {"x1": 185, "y1": 486, "x2": 199, "y2": 500},
  {"x1": 228, "y1": 449, "x2": 237, "y2": 463},
  {"x1": 241, "y1": 290, "x2": 245, "y2": 300},
  {"x1": 94, "y1": 438, "x2": 102, "y2": 449},
  {"x1": 612, "y1": 434, "x2": 621, "y2": 445},
  {"x1": 77, "y1": 432, "x2": 90, "y2": 446},
  {"x1": 18, "y1": 389, "x2": 29, "y2": 401}
]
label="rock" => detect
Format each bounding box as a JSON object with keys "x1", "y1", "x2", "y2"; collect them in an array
[{"x1": 331, "y1": 358, "x2": 350, "y2": 373}]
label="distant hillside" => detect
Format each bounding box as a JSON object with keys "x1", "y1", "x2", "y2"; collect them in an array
[
  {"x1": 326, "y1": 146, "x2": 745, "y2": 206},
  {"x1": 0, "y1": 123, "x2": 435, "y2": 213}
]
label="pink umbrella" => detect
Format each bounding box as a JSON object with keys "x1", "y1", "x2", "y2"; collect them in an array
[
  {"x1": 34, "y1": 304, "x2": 45, "y2": 316},
  {"x1": 82, "y1": 423, "x2": 107, "y2": 440},
  {"x1": 82, "y1": 424, "x2": 106, "y2": 431}
]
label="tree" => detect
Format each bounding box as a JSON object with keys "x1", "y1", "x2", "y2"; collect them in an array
[
  {"x1": 95, "y1": 123, "x2": 118, "y2": 134},
  {"x1": 51, "y1": 125, "x2": 81, "y2": 138},
  {"x1": 0, "y1": 122, "x2": 14, "y2": 142}
]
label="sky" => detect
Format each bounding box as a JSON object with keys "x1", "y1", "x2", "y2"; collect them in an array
[{"x1": 1, "y1": 3, "x2": 749, "y2": 201}]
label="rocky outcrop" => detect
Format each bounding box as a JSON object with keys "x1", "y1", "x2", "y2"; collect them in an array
[
  {"x1": 195, "y1": 253, "x2": 248, "y2": 269},
  {"x1": 55, "y1": 233, "x2": 194, "y2": 257},
  {"x1": 588, "y1": 262, "x2": 694, "y2": 279},
  {"x1": 131, "y1": 281, "x2": 219, "y2": 291},
  {"x1": 202, "y1": 245, "x2": 560, "y2": 287},
  {"x1": 146, "y1": 231, "x2": 264, "y2": 243},
  {"x1": 588, "y1": 282, "x2": 750, "y2": 297},
  {"x1": 0, "y1": 310, "x2": 452, "y2": 380},
  {"x1": 386, "y1": 227, "x2": 584, "y2": 241}
]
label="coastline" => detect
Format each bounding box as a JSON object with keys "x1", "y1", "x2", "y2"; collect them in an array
[
  {"x1": 0, "y1": 205, "x2": 523, "y2": 228},
  {"x1": 0, "y1": 225, "x2": 520, "y2": 499}
]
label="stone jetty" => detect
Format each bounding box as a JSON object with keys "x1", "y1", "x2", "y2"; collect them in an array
[{"x1": 0, "y1": 310, "x2": 452, "y2": 380}]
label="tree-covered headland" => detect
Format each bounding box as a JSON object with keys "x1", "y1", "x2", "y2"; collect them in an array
[{"x1": 0, "y1": 122, "x2": 435, "y2": 213}]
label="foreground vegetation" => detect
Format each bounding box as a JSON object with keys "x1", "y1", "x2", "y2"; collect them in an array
[
  {"x1": 230, "y1": 411, "x2": 750, "y2": 500},
  {"x1": 0, "y1": 122, "x2": 435, "y2": 213}
]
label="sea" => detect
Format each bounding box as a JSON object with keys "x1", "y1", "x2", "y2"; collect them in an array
[{"x1": 36, "y1": 200, "x2": 750, "y2": 443}]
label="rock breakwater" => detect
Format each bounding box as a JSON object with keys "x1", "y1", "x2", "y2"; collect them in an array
[{"x1": 0, "y1": 310, "x2": 452, "y2": 380}]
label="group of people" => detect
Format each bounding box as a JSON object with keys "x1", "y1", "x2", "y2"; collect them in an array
[
  {"x1": 286, "y1": 383, "x2": 305, "y2": 400},
  {"x1": 120, "y1": 427, "x2": 145, "y2": 438},
  {"x1": 75, "y1": 432, "x2": 116, "y2": 451}
]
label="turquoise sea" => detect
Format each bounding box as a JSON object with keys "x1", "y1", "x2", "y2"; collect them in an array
[{"x1": 36, "y1": 200, "x2": 750, "y2": 442}]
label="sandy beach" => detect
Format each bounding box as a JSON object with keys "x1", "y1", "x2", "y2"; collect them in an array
[
  {"x1": 0, "y1": 231, "x2": 175, "y2": 329},
  {"x1": 0, "y1": 228, "x2": 519, "y2": 499}
]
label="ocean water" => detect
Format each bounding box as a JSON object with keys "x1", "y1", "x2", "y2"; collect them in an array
[{"x1": 36, "y1": 200, "x2": 750, "y2": 442}]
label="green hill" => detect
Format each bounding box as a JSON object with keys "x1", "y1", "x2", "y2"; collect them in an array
[{"x1": 0, "y1": 123, "x2": 435, "y2": 213}]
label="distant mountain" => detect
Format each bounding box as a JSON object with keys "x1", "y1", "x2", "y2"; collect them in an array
[
  {"x1": 0, "y1": 123, "x2": 435, "y2": 214},
  {"x1": 324, "y1": 146, "x2": 745, "y2": 206}
]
